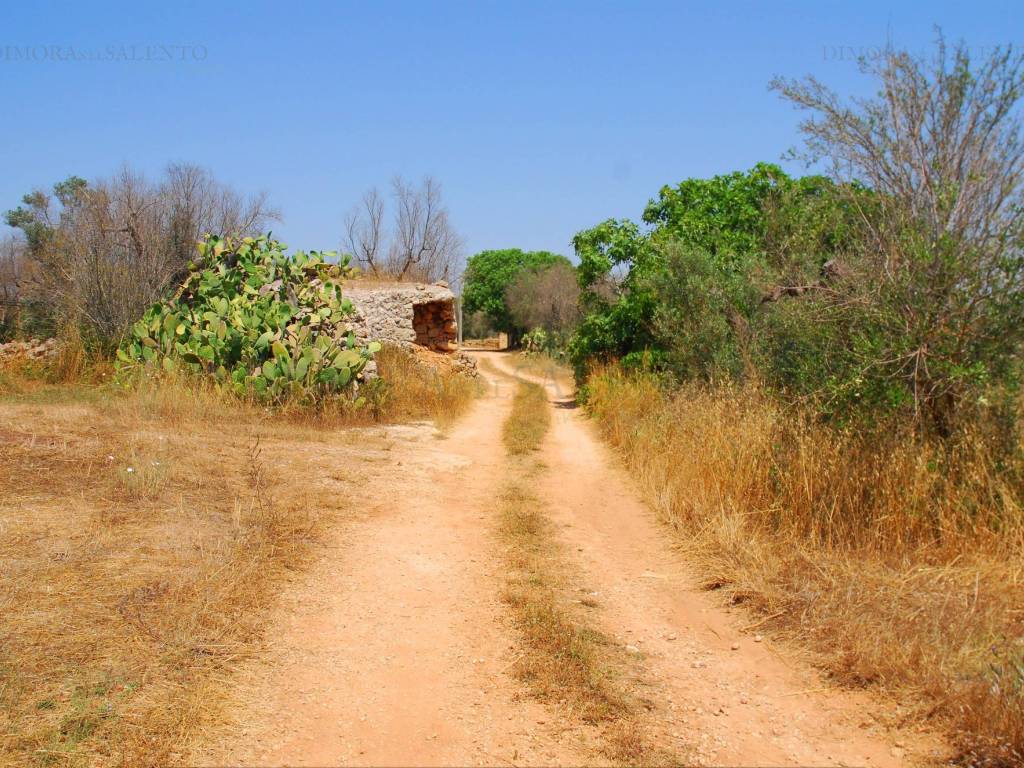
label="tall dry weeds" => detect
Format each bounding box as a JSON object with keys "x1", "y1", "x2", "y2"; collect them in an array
[
  {"x1": 371, "y1": 346, "x2": 480, "y2": 427},
  {"x1": 586, "y1": 366, "x2": 1024, "y2": 766}
]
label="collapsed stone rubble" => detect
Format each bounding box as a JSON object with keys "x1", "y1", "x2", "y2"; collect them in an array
[{"x1": 0, "y1": 337, "x2": 58, "y2": 361}]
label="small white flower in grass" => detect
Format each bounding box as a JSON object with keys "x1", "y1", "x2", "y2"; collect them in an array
[
  {"x1": 107, "y1": 455, "x2": 114, "y2": 461},
  {"x1": 126, "y1": 467, "x2": 135, "y2": 474}
]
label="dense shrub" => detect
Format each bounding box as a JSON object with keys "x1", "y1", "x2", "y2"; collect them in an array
[
  {"x1": 572, "y1": 39, "x2": 1024, "y2": 437},
  {"x1": 569, "y1": 164, "x2": 857, "y2": 384},
  {"x1": 462, "y1": 248, "x2": 571, "y2": 336},
  {"x1": 118, "y1": 235, "x2": 378, "y2": 404}
]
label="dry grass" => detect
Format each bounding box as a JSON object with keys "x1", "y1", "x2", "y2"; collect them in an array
[
  {"x1": 369, "y1": 345, "x2": 481, "y2": 428},
  {"x1": 495, "y1": 381, "x2": 666, "y2": 765},
  {"x1": 498, "y1": 478, "x2": 632, "y2": 725},
  {"x1": 460, "y1": 337, "x2": 501, "y2": 350},
  {"x1": 502, "y1": 380, "x2": 551, "y2": 455},
  {"x1": 1, "y1": 344, "x2": 479, "y2": 430},
  {"x1": 510, "y1": 353, "x2": 575, "y2": 397},
  {"x1": 0, "y1": 352, "x2": 479, "y2": 767},
  {"x1": 0, "y1": 386, "x2": 322, "y2": 766},
  {"x1": 586, "y1": 367, "x2": 1024, "y2": 767}
]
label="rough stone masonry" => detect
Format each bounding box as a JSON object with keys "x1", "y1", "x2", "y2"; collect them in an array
[{"x1": 344, "y1": 281, "x2": 458, "y2": 352}]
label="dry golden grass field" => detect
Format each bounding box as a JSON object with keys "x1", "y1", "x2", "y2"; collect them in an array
[
  {"x1": 586, "y1": 367, "x2": 1024, "y2": 766},
  {"x1": 3, "y1": 347, "x2": 1021, "y2": 767},
  {"x1": 0, "y1": 350, "x2": 475, "y2": 767}
]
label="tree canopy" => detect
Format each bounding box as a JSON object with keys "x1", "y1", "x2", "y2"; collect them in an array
[
  {"x1": 569, "y1": 163, "x2": 856, "y2": 377},
  {"x1": 571, "y1": 38, "x2": 1024, "y2": 437},
  {"x1": 461, "y1": 248, "x2": 570, "y2": 332}
]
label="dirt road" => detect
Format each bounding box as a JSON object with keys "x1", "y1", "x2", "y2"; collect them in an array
[{"x1": 196, "y1": 352, "x2": 941, "y2": 767}]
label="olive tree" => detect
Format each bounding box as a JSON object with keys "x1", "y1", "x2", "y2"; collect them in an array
[{"x1": 505, "y1": 260, "x2": 580, "y2": 337}]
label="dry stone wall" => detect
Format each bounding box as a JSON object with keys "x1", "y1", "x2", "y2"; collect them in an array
[
  {"x1": 0, "y1": 338, "x2": 58, "y2": 362},
  {"x1": 345, "y1": 282, "x2": 458, "y2": 352},
  {"x1": 413, "y1": 300, "x2": 458, "y2": 350}
]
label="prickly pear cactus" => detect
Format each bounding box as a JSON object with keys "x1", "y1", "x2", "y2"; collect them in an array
[{"x1": 117, "y1": 234, "x2": 380, "y2": 403}]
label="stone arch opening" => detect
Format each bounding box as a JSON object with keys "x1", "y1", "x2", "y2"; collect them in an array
[{"x1": 413, "y1": 299, "x2": 457, "y2": 350}]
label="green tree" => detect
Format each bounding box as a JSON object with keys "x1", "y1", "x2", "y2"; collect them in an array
[
  {"x1": 462, "y1": 248, "x2": 569, "y2": 333},
  {"x1": 772, "y1": 37, "x2": 1024, "y2": 434},
  {"x1": 569, "y1": 164, "x2": 854, "y2": 379},
  {"x1": 569, "y1": 219, "x2": 660, "y2": 376}
]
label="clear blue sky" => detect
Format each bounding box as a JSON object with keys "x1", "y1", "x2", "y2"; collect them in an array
[{"x1": 1, "y1": 1, "x2": 1019, "y2": 260}]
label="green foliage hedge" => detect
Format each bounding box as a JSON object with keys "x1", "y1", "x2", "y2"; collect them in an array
[
  {"x1": 462, "y1": 248, "x2": 570, "y2": 333},
  {"x1": 118, "y1": 235, "x2": 379, "y2": 403},
  {"x1": 570, "y1": 161, "x2": 1023, "y2": 434},
  {"x1": 569, "y1": 163, "x2": 861, "y2": 390}
]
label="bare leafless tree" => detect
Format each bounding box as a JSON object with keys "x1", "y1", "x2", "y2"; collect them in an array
[
  {"x1": 773, "y1": 36, "x2": 1024, "y2": 267},
  {"x1": 0, "y1": 234, "x2": 26, "y2": 336},
  {"x1": 0, "y1": 235, "x2": 23, "y2": 301},
  {"x1": 5, "y1": 164, "x2": 279, "y2": 345},
  {"x1": 344, "y1": 187, "x2": 385, "y2": 275},
  {"x1": 164, "y1": 163, "x2": 277, "y2": 253},
  {"x1": 343, "y1": 175, "x2": 463, "y2": 283},
  {"x1": 389, "y1": 176, "x2": 463, "y2": 282}
]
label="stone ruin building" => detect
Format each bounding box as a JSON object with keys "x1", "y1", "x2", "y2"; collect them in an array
[
  {"x1": 344, "y1": 281, "x2": 458, "y2": 351},
  {"x1": 344, "y1": 281, "x2": 477, "y2": 377}
]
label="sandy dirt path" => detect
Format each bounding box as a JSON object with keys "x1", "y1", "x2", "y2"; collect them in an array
[
  {"x1": 195, "y1": 377, "x2": 590, "y2": 766},
  {"x1": 197, "y1": 352, "x2": 943, "y2": 767},
  {"x1": 483, "y1": 351, "x2": 944, "y2": 767}
]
